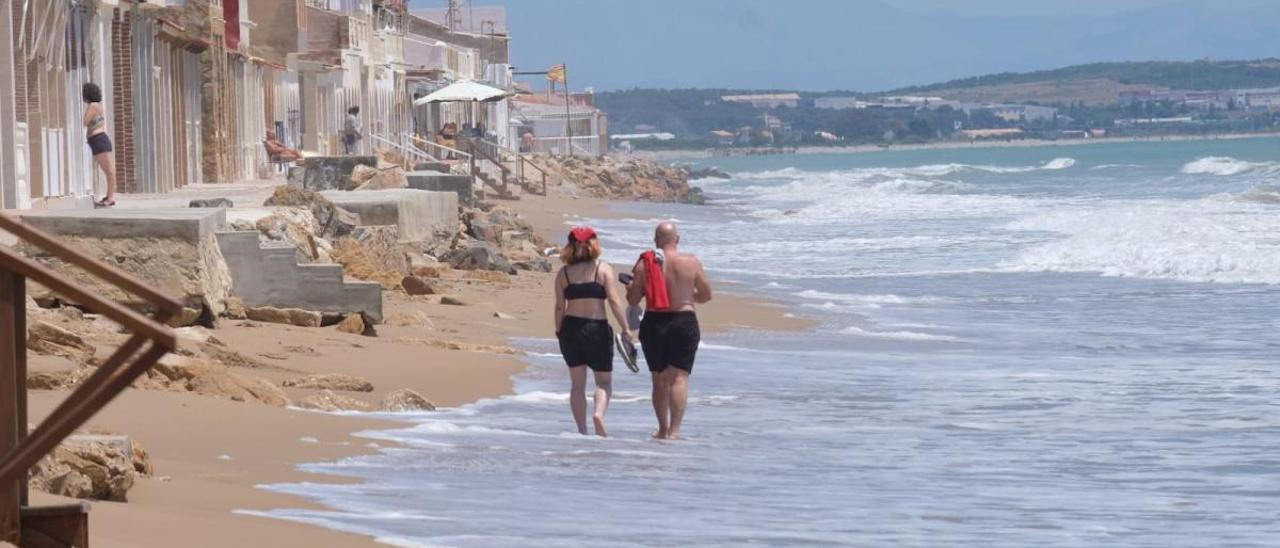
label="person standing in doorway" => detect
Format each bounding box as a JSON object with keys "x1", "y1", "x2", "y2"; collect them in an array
[
  {"x1": 343, "y1": 106, "x2": 362, "y2": 155},
  {"x1": 82, "y1": 83, "x2": 116, "y2": 208},
  {"x1": 627, "y1": 222, "x2": 713, "y2": 440}
]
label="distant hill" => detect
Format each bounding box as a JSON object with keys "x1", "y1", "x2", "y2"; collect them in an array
[
  {"x1": 881, "y1": 59, "x2": 1280, "y2": 105},
  {"x1": 594, "y1": 59, "x2": 1280, "y2": 143}
]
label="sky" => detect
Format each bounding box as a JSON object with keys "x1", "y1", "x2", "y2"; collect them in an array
[{"x1": 411, "y1": 0, "x2": 1280, "y2": 92}]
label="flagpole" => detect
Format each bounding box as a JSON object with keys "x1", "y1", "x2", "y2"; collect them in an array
[{"x1": 564, "y1": 65, "x2": 572, "y2": 157}]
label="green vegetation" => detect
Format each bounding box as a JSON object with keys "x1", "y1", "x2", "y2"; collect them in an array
[{"x1": 890, "y1": 59, "x2": 1280, "y2": 94}]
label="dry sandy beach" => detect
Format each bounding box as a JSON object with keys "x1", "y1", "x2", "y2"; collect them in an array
[{"x1": 26, "y1": 190, "x2": 809, "y2": 547}]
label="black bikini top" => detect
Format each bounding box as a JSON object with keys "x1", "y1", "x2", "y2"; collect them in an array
[{"x1": 562, "y1": 262, "x2": 606, "y2": 300}]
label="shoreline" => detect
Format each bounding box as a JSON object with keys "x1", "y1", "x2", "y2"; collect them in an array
[
  {"x1": 641, "y1": 131, "x2": 1280, "y2": 162},
  {"x1": 28, "y1": 186, "x2": 811, "y2": 547}
]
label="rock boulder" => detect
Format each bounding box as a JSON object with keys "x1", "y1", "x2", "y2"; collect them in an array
[
  {"x1": 380, "y1": 388, "x2": 436, "y2": 412},
  {"x1": 299, "y1": 389, "x2": 372, "y2": 412}
]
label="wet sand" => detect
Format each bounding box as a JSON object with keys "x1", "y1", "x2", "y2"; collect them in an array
[{"x1": 25, "y1": 188, "x2": 809, "y2": 547}]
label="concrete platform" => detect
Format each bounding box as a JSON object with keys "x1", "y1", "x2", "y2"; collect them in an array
[
  {"x1": 406, "y1": 171, "x2": 475, "y2": 207},
  {"x1": 18, "y1": 208, "x2": 227, "y2": 243},
  {"x1": 321, "y1": 189, "x2": 458, "y2": 242},
  {"x1": 301, "y1": 156, "x2": 378, "y2": 191}
]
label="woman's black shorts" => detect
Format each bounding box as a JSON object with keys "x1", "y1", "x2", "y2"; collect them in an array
[
  {"x1": 558, "y1": 316, "x2": 613, "y2": 372},
  {"x1": 87, "y1": 133, "x2": 113, "y2": 155}
]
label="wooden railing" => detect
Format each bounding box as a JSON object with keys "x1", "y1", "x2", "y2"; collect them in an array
[
  {"x1": 515, "y1": 154, "x2": 549, "y2": 196},
  {"x1": 371, "y1": 134, "x2": 432, "y2": 170},
  {"x1": 460, "y1": 137, "x2": 513, "y2": 196},
  {"x1": 0, "y1": 213, "x2": 180, "y2": 544}
]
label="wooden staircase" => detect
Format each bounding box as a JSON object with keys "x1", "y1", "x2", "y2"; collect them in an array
[{"x1": 0, "y1": 213, "x2": 181, "y2": 545}]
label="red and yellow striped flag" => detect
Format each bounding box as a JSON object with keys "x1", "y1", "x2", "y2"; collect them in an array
[{"x1": 547, "y1": 64, "x2": 567, "y2": 83}]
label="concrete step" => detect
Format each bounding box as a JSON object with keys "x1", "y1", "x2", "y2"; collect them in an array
[{"x1": 216, "y1": 230, "x2": 383, "y2": 321}]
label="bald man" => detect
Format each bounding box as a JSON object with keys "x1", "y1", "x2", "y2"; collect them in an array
[{"x1": 627, "y1": 222, "x2": 713, "y2": 440}]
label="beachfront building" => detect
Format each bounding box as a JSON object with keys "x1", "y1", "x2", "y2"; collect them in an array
[
  {"x1": 511, "y1": 92, "x2": 608, "y2": 157},
  {"x1": 252, "y1": 0, "x2": 413, "y2": 158},
  {"x1": 2, "y1": 0, "x2": 118, "y2": 209},
  {"x1": 405, "y1": 5, "x2": 515, "y2": 152}
]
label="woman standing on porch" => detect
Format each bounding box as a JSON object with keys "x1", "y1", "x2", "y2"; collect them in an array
[{"x1": 82, "y1": 83, "x2": 117, "y2": 208}]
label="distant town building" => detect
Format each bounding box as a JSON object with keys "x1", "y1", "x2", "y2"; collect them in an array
[
  {"x1": 708, "y1": 130, "x2": 736, "y2": 146},
  {"x1": 961, "y1": 128, "x2": 1025, "y2": 140},
  {"x1": 986, "y1": 105, "x2": 1058, "y2": 123},
  {"x1": 815, "y1": 97, "x2": 866, "y2": 110},
  {"x1": 1115, "y1": 117, "x2": 1197, "y2": 126},
  {"x1": 721, "y1": 93, "x2": 801, "y2": 109}
]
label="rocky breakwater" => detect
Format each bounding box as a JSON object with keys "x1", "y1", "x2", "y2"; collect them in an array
[{"x1": 535, "y1": 156, "x2": 709, "y2": 204}]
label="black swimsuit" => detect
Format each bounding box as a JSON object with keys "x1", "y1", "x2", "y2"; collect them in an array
[{"x1": 557, "y1": 262, "x2": 614, "y2": 372}]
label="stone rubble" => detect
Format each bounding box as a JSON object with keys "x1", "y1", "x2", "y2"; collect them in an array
[
  {"x1": 298, "y1": 389, "x2": 372, "y2": 412},
  {"x1": 282, "y1": 373, "x2": 375, "y2": 392},
  {"x1": 28, "y1": 438, "x2": 153, "y2": 502},
  {"x1": 28, "y1": 320, "x2": 97, "y2": 363},
  {"x1": 380, "y1": 388, "x2": 436, "y2": 412},
  {"x1": 244, "y1": 306, "x2": 323, "y2": 327}
]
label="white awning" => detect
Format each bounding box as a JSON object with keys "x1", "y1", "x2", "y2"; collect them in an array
[{"x1": 413, "y1": 81, "x2": 511, "y2": 105}]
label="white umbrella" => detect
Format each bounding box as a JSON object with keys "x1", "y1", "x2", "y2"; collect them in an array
[{"x1": 413, "y1": 80, "x2": 511, "y2": 105}]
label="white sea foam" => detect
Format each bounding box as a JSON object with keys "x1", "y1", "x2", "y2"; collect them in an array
[
  {"x1": 1005, "y1": 201, "x2": 1280, "y2": 284},
  {"x1": 1181, "y1": 156, "x2": 1280, "y2": 176},
  {"x1": 735, "y1": 158, "x2": 1075, "y2": 182},
  {"x1": 840, "y1": 326, "x2": 964, "y2": 342},
  {"x1": 796, "y1": 289, "x2": 947, "y2": 305}
]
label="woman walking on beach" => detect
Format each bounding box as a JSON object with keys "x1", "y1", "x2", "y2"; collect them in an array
[
  {"x1": 82, "y1": 83, "x2": 116, "y2": 207},
  {"x1": 554, "y1": 226, "x2": 634, "y2": 436}
]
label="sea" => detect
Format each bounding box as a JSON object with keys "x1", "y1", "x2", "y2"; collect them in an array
[{"x1": 244, "y1": 137, "x2": 1280, "y2": 547}]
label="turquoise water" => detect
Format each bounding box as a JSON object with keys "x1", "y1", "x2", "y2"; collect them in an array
[{"x1": 250, "y1": 137, "x2": 1280, "y2": 546}]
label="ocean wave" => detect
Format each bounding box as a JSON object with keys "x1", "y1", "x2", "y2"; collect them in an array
[
  {"x1": 1181, "y1": 156, "x2": 1280, "y2": 176},
  {"x1": 840, "y1": 326, "x2": 964, "y2": 342},
  {"x1": 1233, "y1": 185, "x2": 1280, "y2": 205},
  {"x1": 796, "y1": 289, "x2": 949, "y2": 305},
  {"x1": 1005, "y1": 202, "x2": 1280, "y2": 284},
  {"x1": 735, "y1": 158, "x2": 1074, "y2": 182}
]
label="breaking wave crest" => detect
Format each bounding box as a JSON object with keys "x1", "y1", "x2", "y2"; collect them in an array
[
  {"x1": 734, "y1": 157, "x2": 1075, "y2": 182},
  {"x1": 1181, "y1": 156, "x2": 1280, "y2": 176},
  {"x1": 1004, "y1": 202, "x2": 1280, "y2": 284}
]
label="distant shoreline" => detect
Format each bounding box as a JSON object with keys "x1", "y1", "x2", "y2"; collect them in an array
[{"x1": 639, "y1": 132, "x2": 1280, "y2": 162}]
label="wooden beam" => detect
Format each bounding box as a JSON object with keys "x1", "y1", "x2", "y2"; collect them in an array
[{"x1": 0, "y1": 270, "x2": 21, "y2": 545}]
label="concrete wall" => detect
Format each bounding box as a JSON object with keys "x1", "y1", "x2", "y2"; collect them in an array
[
  {"x1": 406, "y1": 171, "x2": 474, "y2": 207},
  {"x1": 248, "y1": 0, "x2": 302, "y2": 65},
  {"x1": 322, "y1": 189, "x2": 459, "y2": 242}
]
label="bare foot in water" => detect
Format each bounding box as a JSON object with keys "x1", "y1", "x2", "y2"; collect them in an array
[
  {"x1": 666, "y1": 431, "x2": 682, "y2": 441},
  {"x1": 651, "y1": 430, "x2": 668, "y2": 440},
  {"x1": 593, "y1": 416, "x2": 608, "y2": 437}
]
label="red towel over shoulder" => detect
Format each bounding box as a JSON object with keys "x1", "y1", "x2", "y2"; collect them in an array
[{"x1": 639, "y1": 250, "x2": 671, "y2": 311}]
